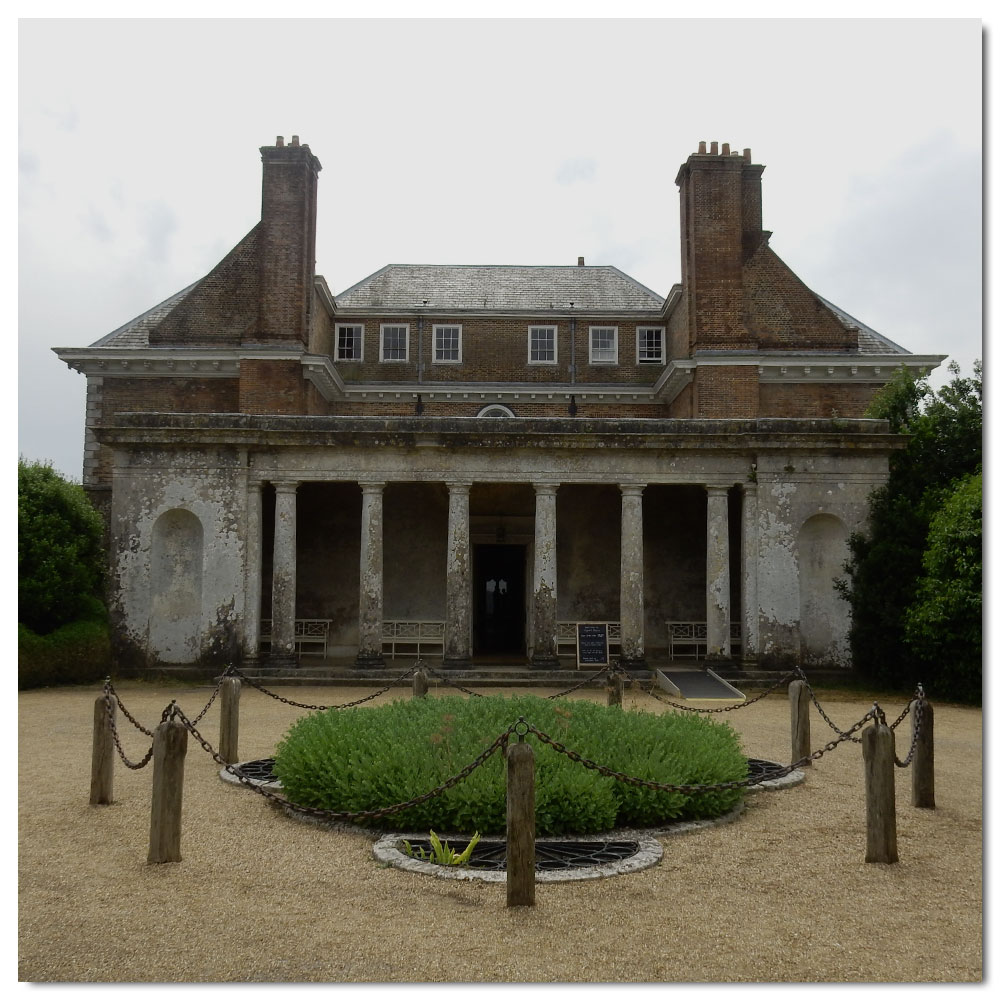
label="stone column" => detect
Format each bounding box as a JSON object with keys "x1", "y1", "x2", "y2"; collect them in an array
[
  {"x1": 270, "y1": 481, "x2": 298, "y2": 663},
  {"x1": 706, "y1": 486, "x2": 731, "y2": 660},
  {"x1": 243, "y1": 482, "x2": 263, "y2": 661},
  {"x1": 357, "y1": 482, "x2": 386, "y2": 667},
  {"x1": 444, "y1": 482, "x2": 472, "y2": 669},
  {"x1": 741, "y1": 483, "x2": 759, "y2": 664},
  {"x1": 619, "y1": 484, "x2": 646, "y2": 670},
  {"x1": 531, "y1": 483, "x2": 559, "y2": 668}
]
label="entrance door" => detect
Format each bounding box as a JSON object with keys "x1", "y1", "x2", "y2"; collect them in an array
[{"x1": 474, "y1": 544, "x2": 527, "y2": 656}]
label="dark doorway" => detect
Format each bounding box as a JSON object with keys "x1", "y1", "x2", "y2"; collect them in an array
[{"x1": 474, "y1": 544, "x2": 527, "y2": 656}]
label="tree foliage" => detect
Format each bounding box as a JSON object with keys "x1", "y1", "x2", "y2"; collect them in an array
[
  {"x1": 840, "y1": 361, "x2": 982, "y2": 703},
  {"x1": 18, "y1": 459, "x2": 106, "y2": 635}
]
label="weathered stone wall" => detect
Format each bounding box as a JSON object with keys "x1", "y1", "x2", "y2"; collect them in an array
[{"x1": 108, "y1": 446, "x2": 248, "y2": 669}]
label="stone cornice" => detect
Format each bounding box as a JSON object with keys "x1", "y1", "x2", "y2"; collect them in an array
[{"x1": 53, "y1": 347, "x2": 243, "y2": 378}]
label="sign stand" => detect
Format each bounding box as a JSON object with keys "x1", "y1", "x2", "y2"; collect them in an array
[{"x1": 576, "y1": 622, "x2": 610, "y2": 668}]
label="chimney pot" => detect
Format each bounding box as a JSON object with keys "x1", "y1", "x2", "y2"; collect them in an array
[
  {"x1": 276, "y1": 135, "x2": 284, "y2": 147},
  {"x1": 291, "y1": 135, "x2": 300, "y2": 146},
  {"x1": 577, "y1": 256, "x2": 585, "y2": 266},
  {"x1": 722, "y1": 143, "x2": 730, "y2": 156},
  {"x1": 698, "y1": 141, "x2": 707, "y2": 154},
  {"x1": 743, "y1": 148, "x2": 751, "y2": 162},
  {"x1": 710, "y1": 141, "x2": 719, "y2": 155}
]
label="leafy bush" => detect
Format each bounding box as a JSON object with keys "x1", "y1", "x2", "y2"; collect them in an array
[
  {"x1": 18, "y1": 618, "x2": 111, "y2": 689},
  {"x1": 18, "y1": 459, "x2": 106, "y2": 635},
  {"x1": 273, "y1": 695, "x2": 747, "y2": 835},
  {"x1": 839, "y1": 361, "x2": 982, "y2": 703}
]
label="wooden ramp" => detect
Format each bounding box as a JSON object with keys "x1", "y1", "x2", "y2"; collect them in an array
[{"x1": 655, "y1": 667, "x2": 745, "y2": 701}]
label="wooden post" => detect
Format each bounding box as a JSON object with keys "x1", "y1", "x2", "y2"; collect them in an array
[
  {"x1": 789, "y1": 678, "x2": 811, "y2": 766},
  {"x1": 911, "y1": 698, "x2": 935, "y2": 809},
  {"x1": 862, "y1": 719, "x2": 898, "y2": 864},
  {"x1": 413, "y1": 668, "x2": 428, "y2": 698},
  {"x1": 607, "y1": 672, "x2": 624, "y2": 707},
  {"x1": 219, "y1": 677, "x2": 241, "y2": 765},
  {"x1": 506, "y1": 740, "x2": 535, "y2": 907},
  {"x1": 147, "y1": 718, "x2": 188, "y2": 864},
  {"x1": 89, "y1": 694, "x2": 115, "y2": 805}
]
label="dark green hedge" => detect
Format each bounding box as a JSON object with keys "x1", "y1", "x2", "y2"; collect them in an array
[
  {"x1": 18, "y1": 618, "x2": 111, "y2": 689},
  {"x1": 274, "y1": 694, "x2": 747, "y2": 835}
]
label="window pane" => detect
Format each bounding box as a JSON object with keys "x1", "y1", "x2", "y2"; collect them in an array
[
  {"x1": 382, "y1": 326, "x2": 407, "y2": 360},
  {"x1": 435, "y1": 326, "x2": 460, "y2": 361},
  {"x1": 530, "y1": 326, "x2": 554, "y2": 362}
]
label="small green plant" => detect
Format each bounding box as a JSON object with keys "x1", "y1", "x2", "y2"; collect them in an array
[{"x1": 403, "y1": 830, "x2": 482, "y2": 865}]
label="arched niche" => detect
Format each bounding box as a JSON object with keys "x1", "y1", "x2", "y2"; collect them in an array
[
  {"x1": 797, "y1": 512, "x2": 850, "y2": 667},
  {"x1": 149, "y1": 508, "x2": 204, "y2": 663}
]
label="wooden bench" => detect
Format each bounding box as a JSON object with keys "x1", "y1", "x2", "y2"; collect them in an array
[
  {"x1": 666, "y1": 621, "x2": 743, "y2": 659},
  {"x1": 259, "y1": 619, "x2": 331, "y2": 657},
  {"x1": 381, "y1": 620, "x2": 445, "y2": 659}
]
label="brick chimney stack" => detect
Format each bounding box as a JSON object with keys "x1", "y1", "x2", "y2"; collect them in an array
[
  {"x1": 675, "y1": 142, "x2": 764, "y2": 352},
  {"x1": 257, "y1": 136, "x2": 322, "y2": 347}
]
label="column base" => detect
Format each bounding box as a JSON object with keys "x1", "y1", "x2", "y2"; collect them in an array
[
  {"x1": 530, "y1": 654, "x2": 560, "y2": 670},
  {"x1": 619, "y1": 656, "x2": 648, "y2": 673},
  {"x1": 355, "y1": 651, "x2": 385, "y2": 669},
  {"x1": 441, "y1": 655, "x2": 472, "y2": 670},
  {"x1": 266, "y1": 652, "x2": 298, "y2": 669}
]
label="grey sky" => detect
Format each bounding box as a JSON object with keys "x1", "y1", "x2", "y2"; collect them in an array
[{"x1": 18, "y1": 17, "x2": 982, "y2": 479}]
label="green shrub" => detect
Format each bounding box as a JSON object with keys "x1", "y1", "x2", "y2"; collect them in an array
[
  {"x1": 18, "y1": 618, "x2": 111, "y2": 689},
  {"x1": 18, "y1": 459, "x2": 106, "y2": 635},
  {"x1": 273, "y1": 695, "x2": 747, "y2": 835}
]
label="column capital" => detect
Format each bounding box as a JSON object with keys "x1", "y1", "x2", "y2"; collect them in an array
[
  {"x1": 445, "y1": 481, "x2": 473, "y2": 495},
  {"x1": 742, "y1": 481, "x2": 758, "y2": 497},
  {"x1": 533, "y1": 482, "x2": 560, "y2": 497},
  {"x1": 358, "y1": 481, "x2": 386, "y2": 494},
  {"x1": 273, "y1": 481, "x2": 299, "y2": 496},
  {"x1": 705, "y1": 485, "x2": 730, "y2": 498},
  {"x1": 619, "y1": 483, "x2": 646, "y2": 497}
]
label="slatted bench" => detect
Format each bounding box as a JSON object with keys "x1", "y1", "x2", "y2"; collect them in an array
[
  {"x1": 382, "y1": 620, "x2": 446, "y2": 659},
  {"x1": 259, "y1": 619, "x2": 332, "y2": 657},
  {"x1": 666, "y1": 621, "x2": 743, "y2": 659}
]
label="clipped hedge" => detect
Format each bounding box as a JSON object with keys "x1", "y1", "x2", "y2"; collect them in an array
[
  {"x1": 274, "y1": 694, "x2": 747, "y2": 835},
  {"x1": 18, "y1": 618, "x2": 112, "y2": 689}
]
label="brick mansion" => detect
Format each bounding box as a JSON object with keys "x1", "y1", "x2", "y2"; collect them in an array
[{"x1": 55, "y1": 137, "x2": 943, "y2": 673}]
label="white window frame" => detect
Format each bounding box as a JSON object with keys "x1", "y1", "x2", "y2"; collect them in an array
[
  {"x1": 636, "y1": 326, "x2": 665, "y2": 365},
  {"x1": 334, "y1": 323, "x2": 364, "y2": 362},
  {"x1": 528, "y1": 325, "x2": 558, "y2": 365},
  {"x1": 379, "y1": 323, "x2": 410, "y2": 363},
  {"x1": 432, "y1": 324, "x2": 463, "y2": 364},
  {"x1": 589, "y1": 326, "x2": 619, "y2": 364}
]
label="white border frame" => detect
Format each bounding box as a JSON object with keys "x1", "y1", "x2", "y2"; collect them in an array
[
  {"x1": 334, "y1": 322, "x2": 365, "y2": 362},
  {"x1": 432, "y1": 323, "x2": 463, "y2": 364},
  {"x1": 379, "y1": 323, "x2": 410, "y2": 363},
  {"x1": 636, "y1": 326, "x2": 665, "y2": 365},
  {"x1": 589, "y1": 325, "x2": 618, "y2": 364},
  {"x1": 527, "y1": 324, "x2": 558, "y2": 365}
]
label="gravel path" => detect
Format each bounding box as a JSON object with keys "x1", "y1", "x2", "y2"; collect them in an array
[{"x1": 18, "y1": 679, "x2": 982, "y2": 983}]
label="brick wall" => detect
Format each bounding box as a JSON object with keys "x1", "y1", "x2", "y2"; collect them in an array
[
  {"x1": 759, "y1": 382, "x2": 881, "y2": 418},
  {"x1": 329, "y1": 315, "x2": 668, "y2": 386},
  {"x1": 693, "y1": 365, "x2": 759, "y2": 417},
  {"x1": 239, "y1": 359, "x2": 306, "y2": 414}
]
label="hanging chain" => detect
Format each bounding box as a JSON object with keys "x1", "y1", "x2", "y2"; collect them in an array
[
  {"x1": 229, "y1": 664, "x2": 419, "y2": 711},
  {"x1": 547, "y1": 665, "x2": 612, "y2": 699}
]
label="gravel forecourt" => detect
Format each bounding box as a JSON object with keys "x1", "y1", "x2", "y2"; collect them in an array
[{"x1": 18, "y1": 679, "x2": 982, "y2": 983}]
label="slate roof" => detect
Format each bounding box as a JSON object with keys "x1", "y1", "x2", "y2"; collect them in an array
[
  {"x1": 817, "y1": 296, "x2": 909, "y2": 355},
  {"x1": 89, "y1": 282, "x2": 199, "y2": 348},
  {"x1": 335, "y1": 265, "x2": 666, "y2": 313}
]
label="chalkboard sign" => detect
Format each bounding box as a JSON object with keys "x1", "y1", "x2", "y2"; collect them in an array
[{"x1": 576, "y1": 622, "x2": 610, "y2": 668}]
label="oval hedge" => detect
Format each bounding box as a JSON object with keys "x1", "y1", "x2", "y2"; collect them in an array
[{"x1": 273, "y1": 694, "x2": 747, "y2": 835}]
